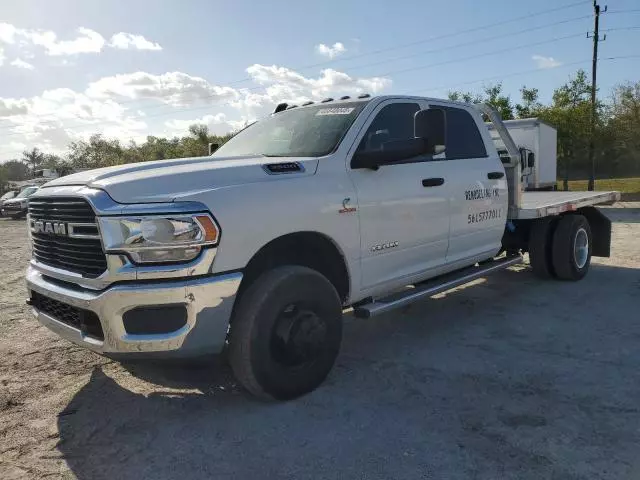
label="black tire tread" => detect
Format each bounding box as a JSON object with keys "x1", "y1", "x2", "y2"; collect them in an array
[
  {"x1": 529, "y1": 217, "x2": 557, "y2": 279},
  {"x1": 551, "y1": 214, "x2": 591, "y2": 281},
  {"x1": 228, "y1": 265, "x2": 342, "y2": 401}
]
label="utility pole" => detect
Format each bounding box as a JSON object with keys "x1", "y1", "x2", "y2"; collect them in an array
[{"x1": 587, "y1": 1, "x2": 606, "y2": 191}]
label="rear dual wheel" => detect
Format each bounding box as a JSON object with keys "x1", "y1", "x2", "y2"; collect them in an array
[{"x1": 528, "y1": 214, "x2": 592, "y2": 281}]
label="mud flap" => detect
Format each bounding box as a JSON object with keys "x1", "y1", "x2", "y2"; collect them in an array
[{"x1": 579, "y1": 206, "x2": 612, "y2": 257}]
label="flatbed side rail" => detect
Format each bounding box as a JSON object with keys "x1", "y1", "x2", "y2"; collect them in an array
[{"x1": 513, "y1": 191, "x2": 621, "y2": 219}]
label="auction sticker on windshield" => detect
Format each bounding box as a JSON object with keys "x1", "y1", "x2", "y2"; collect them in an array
[{"x1": 316, "y1": 107, "x2": 355, "y2": 116}]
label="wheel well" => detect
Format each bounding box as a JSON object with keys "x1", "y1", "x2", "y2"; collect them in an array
[{"x1": 237, "y1": 232, "x2": 350, "y2": 303}]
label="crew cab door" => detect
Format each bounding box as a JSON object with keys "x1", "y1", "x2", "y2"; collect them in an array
[
  {"x1": 428, "y1": 103, "x2": 508, "y2": 263},
  {"x1": 347, "y1": 99, "x2": 450, "y2": 291}
]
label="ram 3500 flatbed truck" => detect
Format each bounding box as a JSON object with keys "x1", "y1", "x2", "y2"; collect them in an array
[{"x1": 25, "y1": 95, "x2": 619, "y2": 400}]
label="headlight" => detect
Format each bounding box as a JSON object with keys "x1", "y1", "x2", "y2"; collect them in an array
[{"x1": 98, "y1": 214, "x2": 219, "y2": 264}]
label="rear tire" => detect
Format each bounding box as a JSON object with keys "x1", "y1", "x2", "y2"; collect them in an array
[
  {"x1": 528, "y1": 217, "x2": 558, "y2": 279},
  {"x1": 229, "y1": 266, "x2": 343, "y2": 401},
  {"x1": 551, "y1": 214, "x2": 592, "y2": 281}
]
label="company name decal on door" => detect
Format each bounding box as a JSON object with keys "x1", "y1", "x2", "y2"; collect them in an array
[
  {"x1": 465, "y1": 188, "x2": 499, "y2": 200},
  {"x1": 468, "y1": 209, "x2": 502, "y2": 224}
]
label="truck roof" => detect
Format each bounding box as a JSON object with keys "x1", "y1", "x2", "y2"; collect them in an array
[{"x1": 276, "y1": 94, "x2": 474, "y2": 112}]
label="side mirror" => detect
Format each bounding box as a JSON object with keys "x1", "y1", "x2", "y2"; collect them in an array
[
  {"x1": 208, "y1": 143, "x2": 219, "y2": 155},
  {"x1": 415, "y1": 108, "x2": 446, "y2": 155},
  {"x1": 351, "y1": 151, "x2": 384, "y2": 170},
  {"x1": 527, "y1": 152, "x2": 535, "y2": 168}
]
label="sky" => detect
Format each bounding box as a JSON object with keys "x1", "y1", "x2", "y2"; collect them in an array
[{"x1": 0, "y1": 0, "x2": 639, "y2": 161}]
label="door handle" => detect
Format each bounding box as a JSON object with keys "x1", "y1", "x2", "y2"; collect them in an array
[
  {"x1": 422, "y1": 177, "x2": 445, "y2": 187},
  {"x1": 487, "y1": 171, "x2": 505, "y2": 179}
]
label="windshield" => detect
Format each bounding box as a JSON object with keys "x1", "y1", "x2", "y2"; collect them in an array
[
  {"x1": 213, "y1": 102, "x2": 368, "y2": 158},
  {"x1": 16, "y1": 187, "x2": 38, "y2": 198},
  {"x1": 1, "y1": 191, "x2": 15, "y2": 200}
]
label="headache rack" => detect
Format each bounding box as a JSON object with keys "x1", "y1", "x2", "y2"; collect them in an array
[{"x1": 475, "y1": 104, "x2": 619, "y2": 219}]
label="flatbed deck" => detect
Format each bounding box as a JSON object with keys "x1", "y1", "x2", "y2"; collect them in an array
[{"x1": 511, "y1": 191, "x2": 620, "y2": 219}]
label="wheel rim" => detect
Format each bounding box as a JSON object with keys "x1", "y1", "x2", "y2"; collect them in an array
[
  {"x1": 270, "y1": 303, "x2": 328, "y2": 367},
  {"x1": 573, "y1": 227, "x2": 589, "y2": 269}
]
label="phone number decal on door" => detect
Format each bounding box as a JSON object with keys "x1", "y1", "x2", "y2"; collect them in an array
[{"x1": 468, "y1": 209, "x2": 501, "y2": 224}]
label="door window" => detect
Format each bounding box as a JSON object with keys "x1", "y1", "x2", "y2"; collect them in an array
[
  {"x1": 440, "y1": 106, "x2": 487, "y2": 160},
  {"x1": 356, "y1": 103, "x2": 420, "y2": 154}
]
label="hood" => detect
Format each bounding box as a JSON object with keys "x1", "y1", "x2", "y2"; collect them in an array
[
  {"x1": 41, "y1": 155, "x2": 319, "y2": 203},
  {"x1": 4, "y1": 196, "x2": 29, "y2": 205}
]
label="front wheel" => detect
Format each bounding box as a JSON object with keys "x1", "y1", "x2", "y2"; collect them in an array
[{"x1": 229, "y1": 266, "x2": 343, "y2": 401}]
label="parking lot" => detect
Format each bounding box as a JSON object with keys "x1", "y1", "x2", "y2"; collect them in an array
[{"x1": 1, "y1": 204, "x2": 640, "y2": 480}]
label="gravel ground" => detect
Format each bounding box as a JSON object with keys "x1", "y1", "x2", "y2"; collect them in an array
[{"x1": 1, "y1": 204, "x2": 639, "y2": 480}]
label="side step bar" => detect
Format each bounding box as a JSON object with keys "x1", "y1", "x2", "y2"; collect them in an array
[{"x1": 353, "y1": 255, "x2": 523, "y2": 319}]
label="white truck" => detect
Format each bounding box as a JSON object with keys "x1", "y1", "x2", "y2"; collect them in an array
[{"x1": 25, "y1": 95, "x2": 619, "y2": 400}]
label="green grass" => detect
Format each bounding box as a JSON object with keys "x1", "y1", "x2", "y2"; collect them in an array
[{"x1": 556, "y1": 177, "x2": 640, "y2": 201}]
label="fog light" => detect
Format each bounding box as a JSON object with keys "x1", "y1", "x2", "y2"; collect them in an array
[{"x1": 122, "y1": 305, "x2": 188, "y2": 335}]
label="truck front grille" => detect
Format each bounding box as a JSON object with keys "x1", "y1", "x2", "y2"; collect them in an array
[
  {"x1": 28, "y1": 197, "x2": 107, "y2": 278},
  {"x1": 30, "y1": 291, "x2": 104, "y2": 340}
]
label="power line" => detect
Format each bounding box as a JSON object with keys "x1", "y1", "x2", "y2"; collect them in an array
[
  {"x1": 0, "y1": 14, "x2": 594, "y2": 133},
  {"x1": 2, "y1": 54, "x2": 639, "y2": 158},
  {"x1": 607, "y1": 9, "x2": 640, "y2": 14},
  {"x1": 299, "y1": 0, "x2": 592, "y2": 68},
  {"x1": 602, "y1": 26, "x2": 640, "y2": 32},
  {"x1": 406, "y1": 60, "x2": 591, "y2": 95},
  {"x1": 0, "y1": 1, "x2": 593, "y2": 123},
  {"x1": 0, "y1": 31, "x2": 590, "y2": 138},
  {"x1": 372, "y1": 32, "x2": 587, "y2": 78},
  {"x1": 335, "y1": 15, "x2": 592, "y2": 74}
]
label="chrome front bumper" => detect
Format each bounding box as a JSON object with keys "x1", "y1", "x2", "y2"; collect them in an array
[{"x1": 26, "y1": 266, "x2": 242, "y2": 357}]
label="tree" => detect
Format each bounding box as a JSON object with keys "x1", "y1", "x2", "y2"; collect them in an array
[
  {"x1": 536, "y1": 70, "x2": 595, "y2": 189},
  {"x1": 1, "y1": 160, "x2": 30, "y2": 181},
  {"x1": 608, "y1": 81, "x2": 640, "y2": 176},
  {"x1": 67, "y1": 134, "x2": 124, "y2": 169},
  {"x1": 515, "y1": 86, "x2": 542, "y2": 118},
  {"x1": 42, "y1": 153, "x2": 62, "y2": 169},
  {"x1": 448, "y1": 83, "x2": 514, "y2": 120},
  {"x1": 0, "y1": 166, "x2": 8, "y2": 193},
  {"x1": 22, "y1": 147, "x2": 45, "y2": 174}
]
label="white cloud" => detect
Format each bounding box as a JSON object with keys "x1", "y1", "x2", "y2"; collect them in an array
[
  {"x1": 26, "y1": 27, "x2": 105, "y2": 56},
  {"x1": 165, "y1": 113, "x2": 227, "y2": 131},
  {"x1": 0, "y1": 98, "x2": 29, "y2": 116},
  {"x1": 86, "y1": 71, "x2": 241, "y2": 107},
  {"x1": 532, "y1": 54, "x2": 562, "y2": 69},
  {"x1": 0, "y1": 87, "x2": 147, "y2": 155},
  {"x1": 10, "y1": 58, "x2": 34, "y2": 70},
  {"x1": 109, "y1": 32, "x2": 162, "y2": 51},
  {"x1": 315, "y1": 42, "x2": 346, "y2": 58},
  {"x1": 0, "y1": 47, "x2": 5, "y2": 66},
  {"x1": 0, "y1": 23, "x2": 17, "y2": 44},
  {"x1": 0, "y1": 63, "x2": 391, "y2": 158},
  {"x1": 0, "y1": 23, "x2": 161, "y2": 57},
  {"x1": 246, "y1": 64, "x2": 390, "y2": 100}
]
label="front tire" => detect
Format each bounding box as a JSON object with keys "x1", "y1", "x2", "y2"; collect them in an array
[
  {"x1": 551, "y1": 214, "x2": 592, "y2": 281},
  {"x1": 229, "y1": 266, "x2": 343, "y2": 401}
]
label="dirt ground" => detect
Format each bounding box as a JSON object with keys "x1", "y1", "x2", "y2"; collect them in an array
[{"x1": 1, "y1": 204, "x2": 639, "y2": 480}]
